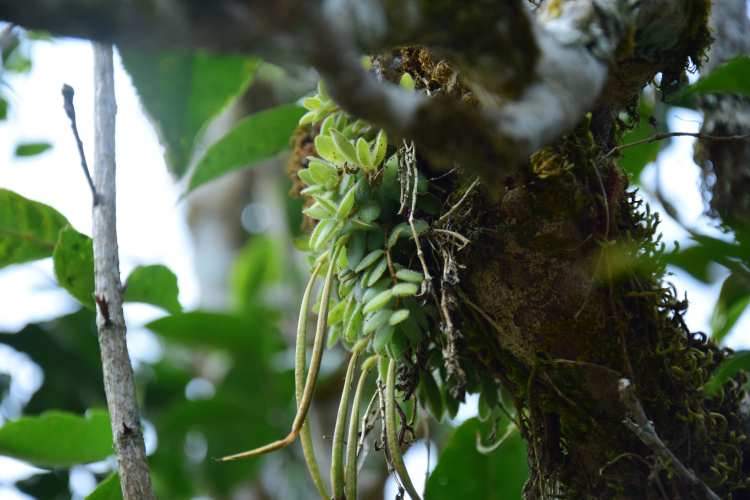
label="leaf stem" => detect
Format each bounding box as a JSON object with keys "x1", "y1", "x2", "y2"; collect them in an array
[{"x1": 346, "y1": 355, "x2": 378, "y2": 500}]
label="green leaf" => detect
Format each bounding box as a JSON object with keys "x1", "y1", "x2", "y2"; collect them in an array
[
  {"x1": 330, "y1": 129, "x2": 361, "y2": 166},
  {"x1": 706, "y1": 350, "x2": 750, "y2": 396},
  {"x1": 346, "y1": 231, "x2": 366, "y2": 270},
  {"x1": 389, "y1": 309, "x2": 410, "y2": 325},
  {"x1": 123, "y1": 265, "x2": 182, "y2": 314},
  {"x1": 363, "y1": 309, "x2": 393, "y2": 334},
  {"x1": 617, "y1": 98, "x2": 660, "y2": 180},
  {"x1": 230, "y1": 236, "x2": 282, "y2": 312},
  {"x1": 363, "y1": 289, "x2": 393, "y2": 314},
  {"x1": 356, "y1": 137, "x2": 371, "y2": 168},
  {"x1": 373, "y1": 323, "x2": 395, "y2": 356},
  {"x1": 426, "y1": 418, "x2": 528, "y2": 499},
  {"x1": 53, "y1": 226, "x2": 96, "y2": 310},
  {"x1": 0, "y1": 189, "x2": 69, "y2": 268},
  {"x1": 15, "y1": 142, "x2": 52, "y2": 157},
  {"x1": 371, "y1": 129, "x2": 387, "y2": 168},
  {"x1": 0, "y1": 410, "x2": 113, "y2": 467},
  {"x1": 684, "y1": 56, "x2": 750, "y2": 98},
  {"x1": 360, "y1": 200, "x2": 381, "y2": 223},
  {"x1": 86, "y1": 473, "x2": 122, "y2": 500},
  {"x1": 120, "y1": 51, "x2": 260, "y2": 177},
  {"x1": 187, "y1": 104, "x2": 306, "y2": 193},
  {"x1": 145, "y1": 311, "x2": 278, "y2": 358},
  {"x1": 396, "y1": 269, "x2": 424, "y2": 283},
  {"x1": 392, "y1": 283, "x2": 418, "y2": 297},
  {"x1": 420, "y1": 369, "x2": 445, "y2": 422},
  {"x1": 355, "y1": 249, "x2": 385, "y2": 273},
  {"x1": 315, "y1": 134, "x2": 346, "y2": 164},
  {"x1": 0, "y1": 97, "x2": 8, "y2": 120}
]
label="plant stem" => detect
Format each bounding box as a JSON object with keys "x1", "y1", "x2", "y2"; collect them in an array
[
  {"x1": 331, "y1": 350, "x2": 359, "y2": 498},
  {"x1": 91, "y1": 43, "x2": 155, "y2": 500}
]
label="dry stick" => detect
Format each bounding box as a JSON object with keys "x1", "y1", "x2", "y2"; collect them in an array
[
  {"x1": 61, "y1": 84, "x2": 99, "y2": 205},
  {"x1": 386, "y1": 359, "x2": 422, "y2": 500},
  {"x1": 618, "y1": 379, "x2": 720, "y2": 500},
  {"x1": 599, "y1": 131, "x2": 750, "y2": 166},
  {"x1": 436, "y1": 176, "x2": 480, "y2": 228},
  {"x1": 91, "y1": 43, "x2": 156, "y2": 500}
]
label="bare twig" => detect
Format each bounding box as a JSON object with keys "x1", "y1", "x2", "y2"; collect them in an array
[
  {"x1": 618, "y1": 379, "x2": 720, "y2": 500},
  {"x1": 91, "y1": 43, "x2": 155, "y2": 500},
  {"x1": 61, "y1": 84, "x2": 99, "y2": 205},
  {"x1": 599, "y1": 131, "x2": 750, "y2": 166},
  {"x1": 437, "y1": 177, "x2": 480, "y2": 228}
]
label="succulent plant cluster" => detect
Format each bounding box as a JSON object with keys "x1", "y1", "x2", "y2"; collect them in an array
[{"x1": 217, "y1": 73, "x2": 448, "y2": 500}]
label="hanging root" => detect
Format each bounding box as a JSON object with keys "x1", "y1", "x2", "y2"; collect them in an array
[
  {"x1": 346, "y1": 355, "x2": 379, "y2": 500},
  {"x1": 213, "y1": 243, "x2": 342, "y2": 462},
  {"x1": 476, "y1": 422, "x2": 518, "y2": 456},
  {"x1": 331, "y1": 350, "x2": 360, "y2": 499},
  {"x1": 295, "y1": 262, "x2": 329, "y2": 499},
  {"x1": 386, "y1": 359, "x2": 422, "y2": 500}
]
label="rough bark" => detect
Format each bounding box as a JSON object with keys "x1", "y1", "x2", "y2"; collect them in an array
[
  {"x1": 92, "y1": 43, "x2": 156, "y2": 500},
  {"x1": 694, "y1": 0, "x2": 750, "y2": 228}
]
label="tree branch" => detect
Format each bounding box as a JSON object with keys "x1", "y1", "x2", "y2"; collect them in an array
[
  {"x1": 92, "y1": 42, "x2": 156, "y2": 500},
  {"x1": 618, "y1": 379, "x2": 720, "y2": 500}
]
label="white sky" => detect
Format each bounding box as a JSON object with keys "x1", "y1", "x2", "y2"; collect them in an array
[{"x1": 0, "y1": 35, "x2": 750, "y2": 500}]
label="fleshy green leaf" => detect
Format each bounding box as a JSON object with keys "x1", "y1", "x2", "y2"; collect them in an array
[
  {"x1": 337, "y1": 186, "x2": 356, "y2": 220},
  {"x1": 0, "y1": 410, "x2": 112, "y2": 467},
  {"x1": 399, "y1": 73, "x2": 415, "y2": 92},
  {"x1": 315, "y1": 134, "x2": 346, "y2": 164},
  {"x1": 187, "y1": 104, "x2": 306, "y2": 193},
  {"x1": 15, "y1": 142, "x2": 51, "y2": 157},
  {"x1": 123, "y1": 265, "x2": 182, "y2": 314},
  {"x1": 86, "y1": 473, "x2": 122, "y2": 500},
  {"x1": 303, "y1": 97, "x2": 322, "y2": 110},
  {"x1": 120, "y1": 51, "x2": 260, "y2": 177},
  {"x1": 346, "y1": 231, "x2": 366, "y2": 270},
  {"x1": 355, "y1": 249, "x2": 384, "y2": 273},
  {"x1": 53, "y1": 226, "x2": 96, "y2": 310},
  {"x1": 425, "y1": 418, "x2": 528, "y2": 499},
  {"x1": 363, "y1": 289, "x2": 393, "y2": 314},
  {"x1": 371, "y1": 129, "x2": 388, "y2": 168},
  {"x1": 360, "y1": 200, "x2": 381, "y2": 223},
  {"x1": 367, "y1": 258, "x2": 388, "y2": 286},
  {"x1": 330, "y1": 129, "x2": 361, "y2": 166},
  {"x1": 363, "y1": 309, "x2": 393, "y2": 334},
  {"x1": 396, "y1": 269, "x2": 424, "y2": 283},
  {"x1": 0, "y1": 189, "x2": 69, "y2": 268},
  {"x1": 392, "y1": 283, "x2": 418, "y2": 297},
  {"x1": 356, "y1": 137, "x2": 371, "y2": 168},
  {"x1": 389, "y1": 309, "x2": 410, "y2": 325},
  {"x1": 373, "y1": 323, "x2": 394, "y2": 355}
]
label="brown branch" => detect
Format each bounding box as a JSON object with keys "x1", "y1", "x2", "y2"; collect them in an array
[
  {"x1": 91, "y1": 43, "x2": 156, "y2": 500},
  {"x1": 618, "y1": 379, "x2": 719, "y2": 500},
  {"x1": 61, "y1": 84, "x2": 99, "y2": 205},
  {"x1": 600, "y1": 131, "x2": 750, "y2": 165}
]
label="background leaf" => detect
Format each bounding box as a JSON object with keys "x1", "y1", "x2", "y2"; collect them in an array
[
  {"x1": 123, "y1": 265, "x2": 182, "y2": 314},
  {"x1": 617, "y1": 98, "x2": 660, "y2": 180},
  {"x1": 187, "y1": 104, "x2": 306, "y2": 194},
  {"x1": 425, "y1": 417, "x2": 528, "y2": 499},
  {"x1": 683, "y1": 56, "x2": 750, "y2": 98},
  {"x1": 0, "y1": 308, "x2": 105, "y2": 414},
  {"x1": 120, "y1": 51, "x2": 260, "y2": 177},
  {"x1": 86, "y1": 472, "x2": 122, "y2": 500},
  {"x1": 0, "y1": 189, "x2": 69, "y2": 268},
  {"x1": 86, "y1": 473, "x2": 122, "y2": 500},
  {"x1": 53, "y1": 226, "x2": 95, "y2": 310},
  {"x1": 15, "y1": 142, "x2": 51, "y2": 157},
  {"x1": 706, "y1": 350, "x2": 750, "y2": 396},
  {"x1": 0, "y1": 410, "x2": 112, "y2": 467}
]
